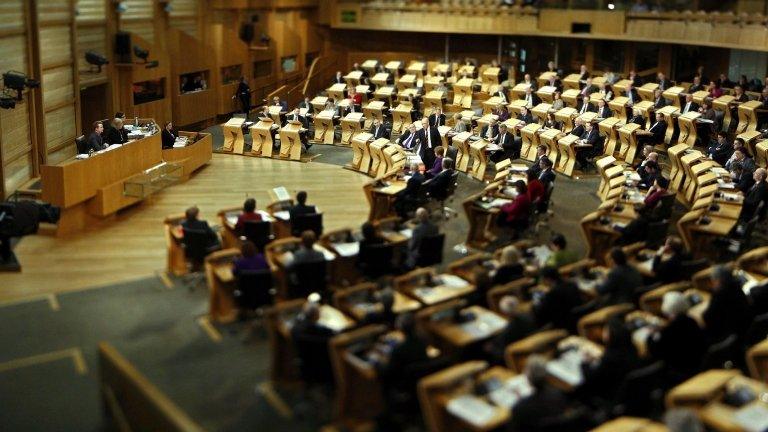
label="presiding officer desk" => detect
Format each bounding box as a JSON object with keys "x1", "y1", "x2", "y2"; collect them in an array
[{"x1": 41, "y1": 119, "x2": 211, "y2": 235}]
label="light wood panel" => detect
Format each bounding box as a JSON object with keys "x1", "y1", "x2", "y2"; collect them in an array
[
  {"x1": 0, "y1": 0, "x2": 25, "y2": 33},
  {"x1": 169, "y1": 0, "x2": 198, "y2": 38},
  {"x1": 121, "y1": 20, "x2": 155, "y2": 45},
  {"x1": 75, "y1": 0, "x2": 106, "y2": 23},
  {"x1": 0, "y1": 99, "x2": 32, "y2": 194},
  {"x1": 76, "y1": 24, "x2": 108, "y2": 87},
  {"x1": 2, "y1": 154, "x2": 370, "y2": 302}
]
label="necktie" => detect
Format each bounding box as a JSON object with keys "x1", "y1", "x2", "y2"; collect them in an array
[
  {"x1": 405, "y1": 134, "x2": 413, "y2": 148},
  {"x1": 375, "y1": 127, "x2": 379, "y2": 137}
]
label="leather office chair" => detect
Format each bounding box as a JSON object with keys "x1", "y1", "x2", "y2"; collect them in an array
[
  {"x1": 289, "y1": 260, "x2": 327, "y2": 300},
  {"x1": 291, "y1": 213, "x2": 323, "y2": 237},
  {"x1": 357, "y1": 242, "x2": 395, "y2": 279},
  {"x1": 416, "y1": 233, "x2": 445, "y2": 267},
  {"x1": 234, "y1": 269, "x2": 274, "y2": 312},
  {"x1": 242, "y1": 220, "x2": 273, "y2": 252}
]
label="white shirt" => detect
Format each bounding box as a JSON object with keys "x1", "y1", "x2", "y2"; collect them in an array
[{"x1": 683, "y1": 102, "x2": 692, "y2": 114}]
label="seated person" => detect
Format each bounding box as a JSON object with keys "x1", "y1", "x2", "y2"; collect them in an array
[
  {"x1": 533, "y1": 266, "x2": 583, "y2": 330},
  {"x1": 544, "y1": 233, "x2": 578, "y2": 268},
  {"x1": 497, "y1": 181, "x2": 531, "y2": 235},
  {"x1": 516, "y1": 106, "x2": 534, "y2": 125},
  {"x1": 510, "y1": 355, "x2": 574, "y2": 432},
  {"x1": 394, "y1": 163, "x2": 425, "y2": 218},
  {"x1": 407, "y1": 208, "x2": 438, "y2": 268},
  {"x1": 707, "y1": 131, "x2": 733, "y2": 166},
  {"x1": 370, "y1": 118, "x2": 389, "y2": 139},
  {"x1": 397, "y1": 123, "x2": 420, "y2": 151},
  {"x1": 359, "y1": 221, "x2": 385, "y2": 248},
  {"x1": 641, "y1": 176, "x2": 670, "y2": 214},
  {"x1": 288, "y1": 190, "x2": 317, "y2": 221},
  {"x1": 426, "y1": 146, "x2": 445, "y2": 179},
  {"x1": 740, "y1": 168, "x2": 767, "y2": 221},
  {"x1": 537, "y1": 157, "x2": 556, "y2": 188},
  {"x1": 596, "y1": 247, "x2": 643, "y2": 305},
  {"x1": 570, "y1": 117, "x2": 585, "y2": 137},
  {"x1": 651, "y1": 236, "x2": 691, "y2": 284},
  {"x1": 361, "y1": 288, "x2": 397, "y2": 326},
  {"x1": 495, "y1": 123, "x2": 520, "y2": 161},
  {"x1": 425, "y1": 157, "x2": 455, "y2": 199},
  {"x1": 233, "y1": 240, "x2": 269, "y2": 275},
  {"x1": 575, "y1": 121, "x2": 600, "y2": 169},
  {"x1": 86, "y1": 121, "x2": 107, "y2": 153},
  {"x1": 376, "y1": 312, "x2": 429, "y2": 382},
  {"x1": 725, "y1": 148, "x2": 755, "y2": 174},
  {"x1": 637, "y1": 112, "x2": 666, "y2": 147},
  {"x1": 637, "y1": 160, "x2": 660, "y2": 189},
  {"x1": 527, "y1": 169, "x2": 546, "y2": 212},
  {"x1": 105, "y1": 117, "x2": 127, "y2": 145},
  {"x1": 480, "y1": 117, "x2": 499, "y2": 142},
  {"x1": 647, "y1": 291, "x2": 707, "y2": 383},
  {"x1": 731, "y1": 162, "x2": 755, "y2": 194},
  {"x1": 286, "y1": 230, "x2": 325, "y2": 270},
  {"x1": 484, "y1": 296, "x2": 535, "y2": 365},
  {"x1": 161, "y1": 121, "x2": 177, "y2": 149},
  {"x1": 291, "y1": 301, "x2": 337, "y2": 385},
  {"x1": 492, "y1": 245, "x2": 525, "y2": 285},
  {"x1": 529, "y1": 145, "x2": 548, "y2": 177},
  {"x1": 579, "y1": 318, "x2": 640, "y2": 404},
  {"x1": 181, "y1": 205, "x2": 220, "y2": 249},
  {"x1": 703, "y1": 266, "x2": 753, "y2": 343},
  {"x1": 635, "y1": 147, "x2": 658, "y2": 177},
  {"x1": 234, "y1": 198, "x2": 262, "y2": 233}
]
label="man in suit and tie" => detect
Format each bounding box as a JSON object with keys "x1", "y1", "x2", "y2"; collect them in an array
[
  {"x1": 495, "y1": 123, "x2": 519, "y2": 161},
  {"x1": 652, "y1": 89, "x2": 667, "y2": 109},
  {"x1": 287, "y1": 108, "x2": 306, "y2": 127},
  {"x1": 516, "y1": 107, "x2": 534, "y2": 125},
  {"x1": 370, "y1": 119, "x2": 389, "y2": 139},
  {"x1": 656, "y1": 72, "x2": 670, "y2": 91},
  {"x1": 625, "y1": 82, "x2": 640, "y2": 107},
  {"x1": 428, "y1": 108, "x2": 446, "y2": 127},
  {"x1": 570, "y1": 117, "x2": 585, "y2": 138},
  {"x1": 628, "y1": 70, "x2": 642, "y2": 87},
  {"x1": 181, "y1": 206, "x2": 221, "y2": 250},
  {"x1": 493, "y1": 87, "x2": 508, "y2": 104},
  {"x1": 707, "y1": 132, "x2": 733, "y2": 166},
  {"x1": 398, "y1": 123, "x2": 419, "y2": 150},
  {"x1": 538, "y1": 157, "x2": 556, "y2": 187},
  {"x1": 688, "y1": 76, "x2": 704, "y2": 93},
  {"x1": 481, "y1": 117, "x2": 500, "y2": 143},
  {"x1": 530, "y1": 145, "x2": 548, "y2": 177},
  {"x1": 638, "y1": 112, "x2": 667, "y2": 147},
  {"x1": 333, "y1": 71, "x2": 344, "y2": 84},
  {"x1": 288, "y1": 191, "x2": 317, "y2": 221},
  {"x1": 740, "y1": 168, "x2": 767, "y2": 221},
  {"x1": 419, "y1": 118, "x2": 440, "y2": 169},
  {"x1": 577, "y1": 96, "x2": 594, "y2": 116},
  {"x1": 595, "y1": 99, "x2": 611, "y2": 119},
  {"x1": 681, "y1": 94, "x2": 699, "y2": 115},
  {"x1": 407, "y1": 207, "x2": 439, "y2": 268},
  {"x1": 578, "y1": 64, "x2": 589, "y2": 83},
  {"x1": 86, "y1": 121, "x2": 107, "y2": 153},
  {"x1": 272, "y1": 96, "x2": 289, "y2": 113},
  {"x1": 580, "y1": 77, "x2": 596, "y2": 97},
  {"x1": 576, "y1": 121, "x2": 600, "y2": 169},
  {"x1": 523, "y1": 86, "x2": 541, "y2": 109},
  {"x1": 298, "y1": 96, "x2": 312, "y2": 110}
]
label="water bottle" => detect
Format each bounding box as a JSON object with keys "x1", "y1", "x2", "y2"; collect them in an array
[{"x1": 134, "y1": 116, "x2": 139, "y2": 127}]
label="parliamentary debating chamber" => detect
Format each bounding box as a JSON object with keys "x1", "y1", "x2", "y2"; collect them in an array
[{"x1": 6, "y1": 0, "x2": 768, "y2": 430}]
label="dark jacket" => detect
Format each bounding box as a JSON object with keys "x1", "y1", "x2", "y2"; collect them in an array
[
  {"x1": 162, "y1": 129, "x2": 176, "y2": 149},
  {"x1": 510, "y1": 385, "x2": 572, "y2": 432},
  {"x1": 703, "y1": 284, "x2": 753, "y2": 342},
  {"x1": 534, "y1": 280, "x2": 583, "y2": 330},
  {"x1": 648, "y1": 314, "x2": 707, "y2": 377},
  {"x1": 596, "y1": 264, "x2": 643, "y2": 305},
  {"x1": 652, "y1": 252, "x2": 690, "y2": 284},
  {"x1": 105, "y1": 125, "x2": 127, "y2": 145},
  {"x1": 86, "y1": 131, "x2": 105, "y2": 153},
  {"x1": 288, "y1": 203, "x2": 317, "y2": 221}
]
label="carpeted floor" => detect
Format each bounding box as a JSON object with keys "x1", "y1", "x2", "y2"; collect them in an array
[{"x1": 0, "y1": 125, "x2": 601, "y2": 431}]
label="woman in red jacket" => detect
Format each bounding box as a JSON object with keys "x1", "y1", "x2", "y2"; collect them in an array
[{"x1": 498, "y1": 180, "x2": 531, "y2": 236}]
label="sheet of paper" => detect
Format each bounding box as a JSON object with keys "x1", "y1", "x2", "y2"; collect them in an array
[
  {"x1": 733, "y1": 403, "x2": 768, "y2": 432},
  {"x1": 489, "y1": 375, "x2": 533, "y2": 409},
  {"x1": 272, "y1": 186, "x2": 290, "y2": 201},
  {"x1": 446, "y1": 395, "x2": 497, "y2": 427},
  {"x1": 333, "y1": 242, "x2": 360, "y2": 257}
]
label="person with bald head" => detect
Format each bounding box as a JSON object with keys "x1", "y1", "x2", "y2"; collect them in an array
[
  {"x1": 741, "y1": 168, "x2": 767, "y2": 221},
  {"x1": 407, "y1": 207, "x2": 439, "y2": 268}
]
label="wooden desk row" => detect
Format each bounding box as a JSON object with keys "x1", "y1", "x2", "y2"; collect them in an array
[
  {"x1": 348, "y1": 134, "x2": 407, "y2": 178},
  {"x1": 219, "y1": 117, "x2": 304, "y2": 161}
]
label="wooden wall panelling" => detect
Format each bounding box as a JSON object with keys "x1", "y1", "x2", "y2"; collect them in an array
[
  {"x1": 209, "y1": 22, "x2": 251, "y2": 115},
  {"x1": 168, "y1": 29, "x2": 216, "y2": 126},
  {"x1": 169, "y1": 0, "x2": 199, "y2": 39},
  {"x1": 76, "y1": 24, "x2": 109, "y2": 87},
  {"x1": 75, "y1": 0, "x2": 106, "y2": 22},
  {"x1": 115, "y1": 32, "x2": 172, "y2": 123}
]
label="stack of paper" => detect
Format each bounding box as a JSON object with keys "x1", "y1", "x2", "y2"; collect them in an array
[
  {"x1": 446, "y1": 395, "x2": 497, "y2": 427},
  {"x1": 489, "y1": 375, "x2": 533, "y2": 408}
]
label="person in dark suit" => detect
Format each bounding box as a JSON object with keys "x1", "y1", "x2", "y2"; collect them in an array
[
  {"x1": 161, "y1": 121, "x2": 177, "y2": 149},
  {"x1": 577, "y1": 97, "x2": 594, "y2": 116},
  {"x1": 656, "y1": 72, "x2": 670, "y2": 91},
  {"x1": 648, "y1": 291, "x2": 707, "y2": 382},
  {"x1": 510, "y1": 355, "x2": 575, "y2": 432},
  {"x1": 688, "y1": 75, "x2": 704, "y2": 93},
  {"x1": 493, "y1": 87, "x2": 509, "y2": 104},
  {"x1": 529, "y1": 145, "x2": 548, "y2": 177},
  {"x1": 287, "y1": 230, "x2": 325, "y2": 272},
  {"x1": 625, "y1": 83, "x2": 641, "y2": 107},
  {"x1": 333, "y1": 71, "x2": 344, "y2": 85},
  {"x1": 359, "y1": 221, "x2": 385, "y2": 249},
  {"x1": 680, "y1": 94, "x2": 699, "y2": 115},
  {"x1": 288, "y1": 191, "x2": 317, "y2": 221},
  {"x1": 394, "y1": 163, "x2": 425, "y2": 218},
  {"x1": 533, "y1": 266, "x2": 583, "y2": 330},
  {"x1": 495, "y1": 123, "x2": 519, "y2": 161},
  {"x1": 361, "y1": 289, "x2": 397, "y2": 327},
  {"x1": 543, "y1": 112, "x2": 561, "y2": 131},
  {"x1": 492, "y1": 246, "x2": 525, "y2": 286},
  {"x1": 425, "y1": 158, "x2": 455, "y2": 199},
  {"x1": 732, "y1": 162, "x2": 755, "y2": 194},
  {"x1": 272, "y1": 96, "x2": 289, "y2": 113},
  {"x1": 105, "y1": 118, "x2": 127, "y2": 145},
  {"x1": 418, "y1": 118, "x2": 441, "y2": 169},
  {"x1": 596, "y1": 248, "x2": 643, "y2": 305},
  {"x1": 570, "y1": 117, "x2": 586, "y2": 138},
  {"x1": 407, "y1": 207, "x2": 439, "y2": 268},
  {"x1": 236, "y1": 77, "x2": 251, "y2": 115},
  {"x1": 298, "y1": 96, "x2": 312, "y2": 110},
  {"x1": 181, "y1": 206, "x2": 220, "y2": 249},
  {"x1": 516, "y1": 106, "x2": 534, "y2": 125},
  {"x1": 376, "y1": 313, "x2": 429, "y2": 380},
  {"x1": 579, "y1": 318, "x2": 640, "y2": 403},
  {"x1": 707, "y1": 132, "x2": 733, "y2": 166},
  {"x1": 576, "y1": 121, "x2": 600, "y2": 169},
  {"x1": 291, "y1": 301, "x2": 337, "y2": 385},
  {"x1": 397, "y1": 124, "x2": 420, "y2": 151},
  {"x1": 595, "y1": 99, "x2": 611, "y2": 119},
  {"x1": 703, "y1": 266, "x2": 754, "y2": 343},
  {"x1": 538, "y1": 157, "x2": 556, "y2": 188},
  {"x1": 638, "y1": 112, "x2": 667, "y2": 147},
  {"x1": 629, "y1": 108, "x2": 645, "y2": 127},
  {"x1": 86, "y1": 121, "x2": 106, "y2": 153},
  {"x1": 285, "y1": 108, "x2": 306, "y2": 127},
  {"x1": 628, "y1": 70, "x2": 642, "y2": 87},
  {"x1": 427, "y1": 108, "x2": 446, "y2": 127},
  {"x1": 651, "y1": 236, "x2": 690, "y2": 284},
  {"x1": 369, "y1": 119, "x2": 389, "y2": 139},
  {"x1": 578, "y1": 64, "x2": 589, "y2": 82},
  {"x1": 638, "y1": 161, "x2": 660, "y2": 189},
  {"x1": 740, "y1": 168, "x2": 767, "y2": 221},
  {"x1": 652, "y1": 89, "x2": 668, "y2": 109},
  {"x1": 484, "y1": 295, "x2": 534, "y2": 364},
  {"x1": 522, "y1": 86, "x2": 541, "y2": 108}
]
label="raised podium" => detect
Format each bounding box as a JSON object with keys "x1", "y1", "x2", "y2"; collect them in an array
[
  {"x1": 361, "y1": 59, "x2": 379, "y2": 75},
  {"x1": 453, "y1": 77, "x2": 474, "y2": 108},
  {"x1": 368, "y1": 139, "x2": 388, "y2": 177},
  {"x1": 537, "y1": 127, "x2": 560, "y2": 163},
  {"x1": 599, "y1": 117, "x2": 622, "y2": 156},
  {"x1": 249, "y1": 118, "x2": 275, "y2": 158},
  {"x1": 268, "y1": 106, "x2": 283, "y2": 125},
  {"x1": 385, "y1": 61, "x2": 403, "y2": 78},
  {"x1": 561, "y1": 89, "x2": 581, "y2": 108},
  {"x1": 313, "y1": 109, "x2": 336, "y2": 144},
  {"x1": 374, "y1": 86, "x2": 396, "y2": 106},
  {"x1": 311, "y1": 96, "x2": 328, "y2": 115},
  {"x1": 483, "y1": 96, "x2": 504, "y2": 115},
  {"x1": 382, "y1": 144, "x2": 406, "y2": 174},
  {"x1": 341, "y1": 112, "x2": 364, "y2": 146},
  {"x1": 424, "y1": 90, "x2": 446, "y2": 113},
  {"x1": 406, "y1": 62, "x2": 426, "y2": 81},
  {"x1": 481, "y1": 67, "x2": 500, "y2": 94},
  {"x1": 221, "y1": 117, "x2": 246, "y2": 154},
  {"x1": 278, "y1": 120, "x2": 303, "y2": 161},
  {"x1": 637, "y1": 83, "x2": 659, "y2": 102},
  {"x1": 469, "y1": 139, "x2": 489, "y2": 180},
  {"x1": 691, "y1": 90, "x2": 709, "y2": 106},
  {"x1": 356, "y1": 84, "x2": 371, "y2": 103},
  {"x1": 554, "y1": 107, "x2": 578, "y2": 133},
  {"x1": 617, "y1": 123, "x2": 641, "y2": 164},
  {"x1": 657, "y1": 105, "x2": 680, "y2": 145},
  {"x1": 532, "y1": 103, "x2": 552, "y2": 124},
  {"x1": 457, "y1": 64, "x2": 475, "y2": 78},
  {"x1": 667, "y1": 144, "x2": 690, "y2": 192},
  {"x1": 371, "y1": 72, "x2": 390, "y2": 87},
  {"x1": 633, "y1": 101, "x2": 655, "y2": 129},
  {"x1": 536, "y1": 85, "x2": 557, "y2": 103},
  {"x1": 562, "y1": 74, "x2": 581, "y2": 90},
  {"x1": 391, "y1": 103, "x2": 413, "y2": 135},
  {"x1": 396, "y1": 74, "x2": 416, "y2": 92},
  {"x1": 613, "y1": 79, "x2": 632, "y2": 96},
  {"x1": 349, "y1": 132, "x2": 373, "y2": 173},
  {"x1": 423, "y1": 76, "x2": 444, "y2": 93},
  {"x1": 453, "y1": 131, "x2": 473, "y2": 172},
  {"x1": 537, "y1": 72, "x2": 557, "y2": 88},
  {"x1": 520, "y1": 123, "x2": 543, "y2": 162},
  {"x1": 608, "y1": 96, "x2": 630, "y2": 123},
  {"x1": 327, "y1": 83, "x2": 347, "y2": 102},
  {"x1": 677, "y1": 111, "x2": 700, "y2": 148},
  {"x1": 511, "y1": 83, "x2": 530, "y2": 100},
  {"x1": 713, "y1": 95, "x2": 736, "y2": 132},
  {"x1": 737, "y1": 100, "x2": 762, "y2": 134},
  {"x1": 662, "y1": 86, "x2": 686, "y2": 108},
  {"x1": 737, "y1": 130, "x2": 762, "y2": 159},
  {"x1": 344, "y1": 70, "x2": 364, "y2": 87},
  {"x1": 557, "y1": 134, "x2": 580, "y2": 177},
  {"x1": 363, "y1": 101, "x2": 386, "y2": 129},
  {"x1": 432, "y1": 63, "x2": 450, "y2": 77}
]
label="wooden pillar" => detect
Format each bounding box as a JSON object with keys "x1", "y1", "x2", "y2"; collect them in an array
[
  {"x1": 584, "y1": 41, "x2": 595, "y2": 74},
  {"x1": 26, "y1": 0, "x2": 46, "y2": 169},
  {"x1": 658, "y1": 44, "x2": 672, "y2": 77}
]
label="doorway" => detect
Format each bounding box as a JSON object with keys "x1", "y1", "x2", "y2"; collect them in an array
[{"x1": 79, "y1": 83, "x2": 108, "y2": 135}]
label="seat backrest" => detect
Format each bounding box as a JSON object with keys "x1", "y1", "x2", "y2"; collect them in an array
[
  {"x1": 242, "y1": 220, "x2": 272, "y2": 251},
  {"x1": 358, "y1": 243, "x2": 395, "y2": 278},
  {"x1": 745, "y1": 311, "x2": 768, "y2": 347},
  {"x1": 615, "y1": 361, "x2": 666, "y2": 417},
  {"x1": 182, "y1": 228, "x2": 211, "y2": 264},
  {"x1": 680, "y1": 258, "x2": 710, "y2": 279},
  {"x1": 290, "y1": 260, "x2": 327, "y2": 299},
  {"x1": 652, "y1": 193, "x2": 676, "y2": 220},
  {"x1": 75, "y1": 135, "x2": 86, "y2": 154},
  {"x1": 292, "y1": 213, "x2": 323, "y2": 237},
  {"x1": 701, "y1": 334, "x2": 740, "y2": 370},
  {"x1": 236, "y1": 269, "x2": 274, "y2": 310},
  {"x1": 416, "y1": 233, "x2": 445, "y2": 267}
]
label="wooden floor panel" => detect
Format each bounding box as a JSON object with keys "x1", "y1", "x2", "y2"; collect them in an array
[{"x1": 0, "y1": 154, "x2": 369, "y2": 302}]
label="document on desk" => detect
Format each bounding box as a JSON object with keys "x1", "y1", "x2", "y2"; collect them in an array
[
  {"x1": 734, "y1": 403, "x2": 768, "y2": 432},
  {"x1": 489, "y1": 375, "x2": 533, "y2": 409},
  {"x1": 398, "y1": 228, "x2": 413, "y2": 239},
  {"x1": 273, "y1": 210, "x2": 290, "y2": 221},
  {"x1": 635, "y1": 257, "x2": 654, "y2": 275},
  {"x1": 446, "y1": 395, "x2": 497, "y2": 427},
  {"x1": 333, "y1": 242, "x2": 360, "y2": 257},
  {"x1": 546, "y1": 350, "x2": 584, "y2": 387},
  {"x1": 717, "y1": 178, "x2": 736, "y2": 189},
  {"x1": 226, "y1": 214, "x2": 238, "y2": 227},
  {"x1": 319, "y1": 306, "x2": 350, "y2": 332},
  {"x1": 478, "y1": 198, "x2": 512, "y2": 210},
  {"x1": 257, "y1": 210, "x2": 275, "y2": 222},
  {"x1": 272, "y1": 186, "x2": 290, "y2": 201},
  {"x1": 459, "y1": 312, "x2": 507, "y2": 338},
  {"x1": 439, "y1": 274, "x2": 470, "y2": 289},
  {"x1": 528, "y1": 245, "x2": 552, "y2": 268}
]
